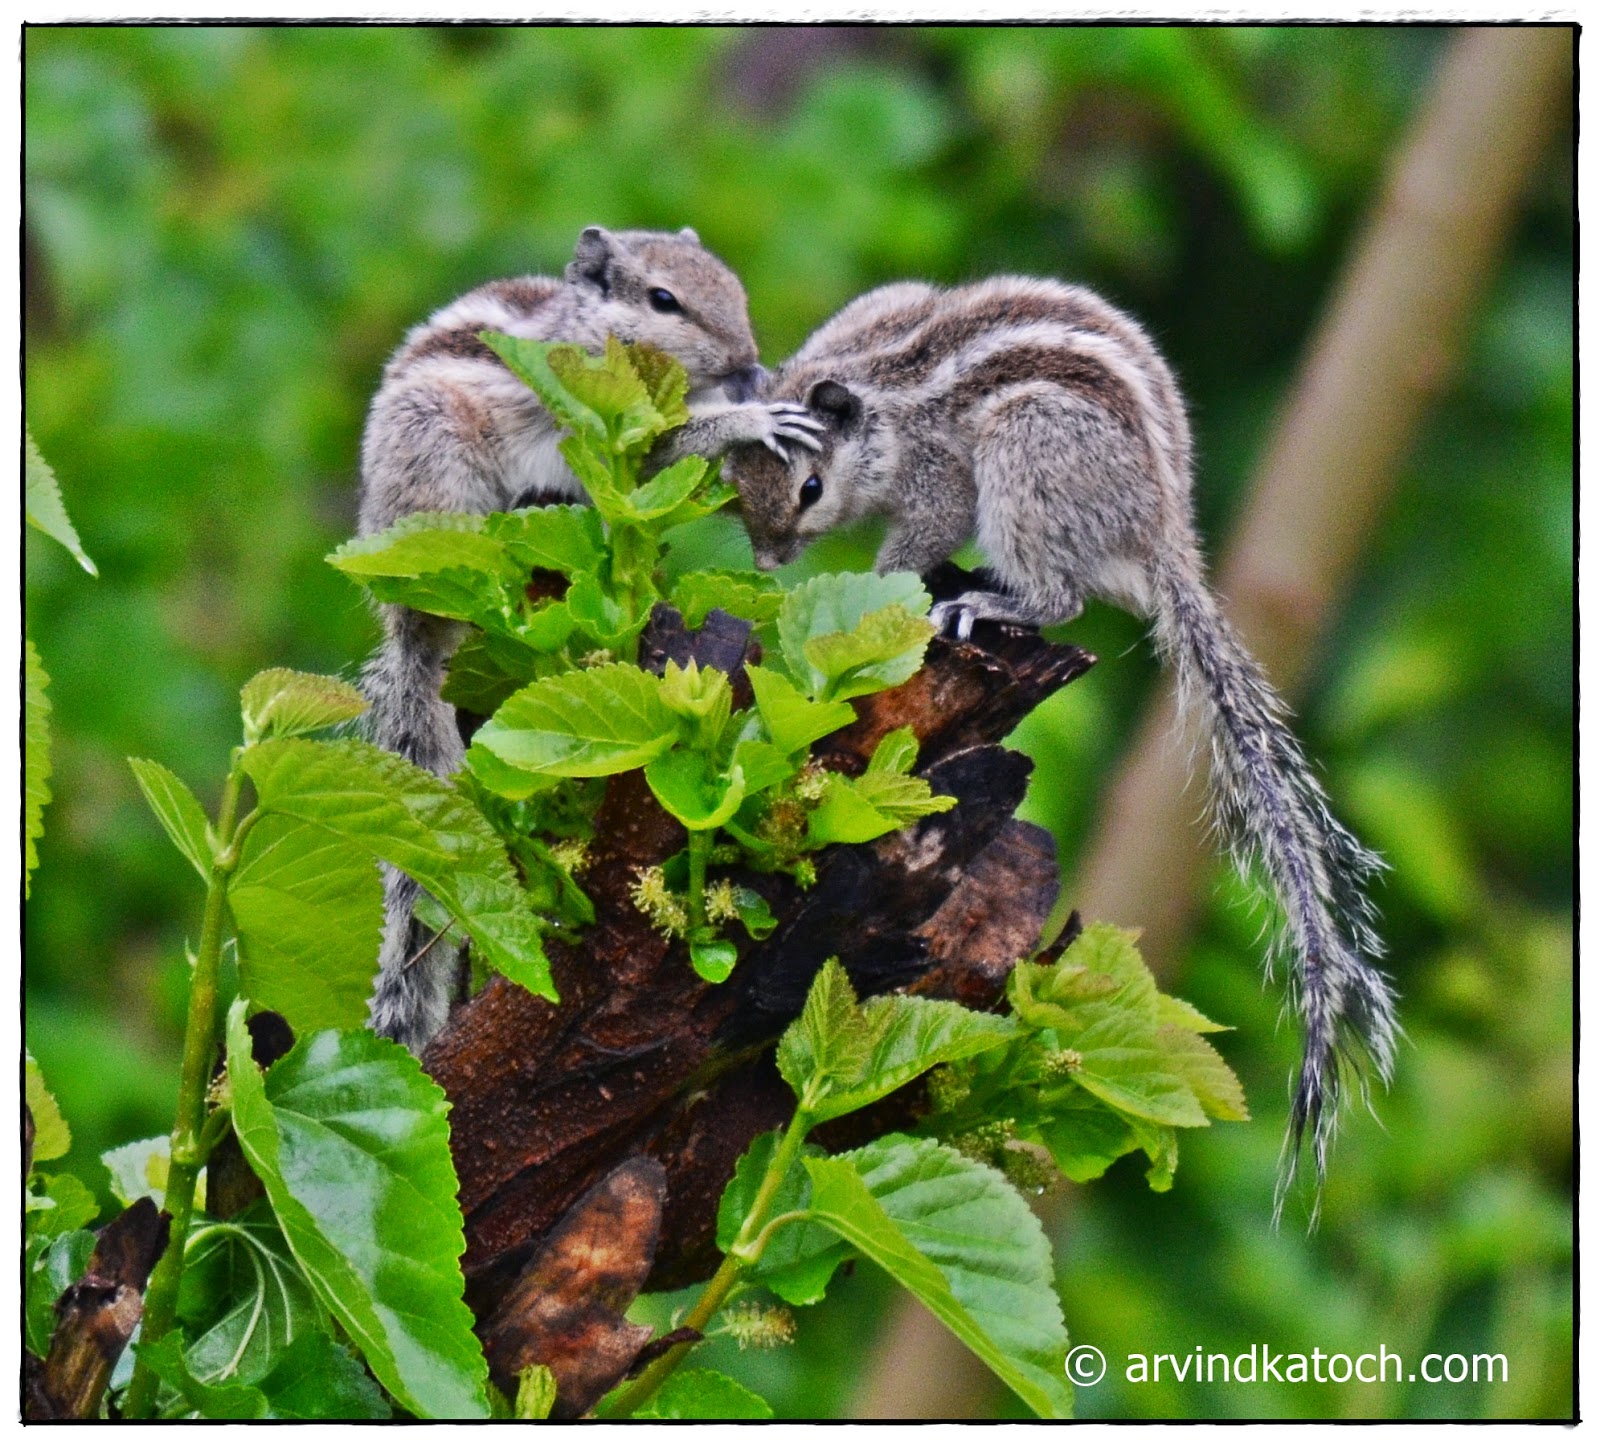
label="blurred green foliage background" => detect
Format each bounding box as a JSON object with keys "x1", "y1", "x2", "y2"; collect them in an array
[{"x1": 23, "y1": 24, "x2": 1571, "y2": 1420}]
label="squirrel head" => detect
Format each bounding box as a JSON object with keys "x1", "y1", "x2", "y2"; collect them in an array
[
  {"x1": 726, "y1": 378, "x2": 867, "y2": 571},
  {"x1": 563, "y1": 226, "x2": 762, "y2": 400}
]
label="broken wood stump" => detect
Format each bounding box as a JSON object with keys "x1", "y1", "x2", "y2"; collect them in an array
[{"x1": 425, "y1": 582, "x2": 1093, "y2": 1404}]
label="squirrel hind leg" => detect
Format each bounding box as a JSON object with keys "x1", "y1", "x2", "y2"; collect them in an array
[{"x1": 930, "y1": 585, "x2": 1082, "y2": 640}]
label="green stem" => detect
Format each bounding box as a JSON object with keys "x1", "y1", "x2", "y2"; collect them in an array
[
  {"x1": 122, "y1": 755, "x2": 250, "y2": 1420},
  {"x1": 599, "y1": 1105, "x2": 815, "y2": 1418},
  {"x1": 686, "y1": 829, "x2": 711, "y2": 933}
]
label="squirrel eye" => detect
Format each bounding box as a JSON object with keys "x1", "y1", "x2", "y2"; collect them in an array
[
  {"x1": 647, "y1": 287, "x2": 682, "y2": 314},
  {"x1": 799, "y1": 475, "x2": 823, "y2": 509}
]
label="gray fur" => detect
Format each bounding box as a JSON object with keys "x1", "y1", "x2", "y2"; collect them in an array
[
  {"x1": 728, "y1": 276, "x2": 1398, "y2": 1202},
  {"x1": 358, "y1": 225, "x2": 808, "y2": 1052}
]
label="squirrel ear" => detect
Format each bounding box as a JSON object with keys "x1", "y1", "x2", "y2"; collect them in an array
[
  {"x1": 678, "y1": 226, "x2": 701, "y2": 245},
  {"x1": 807, "y1": 379, "x2": 862, "y2": 435},
  {"x1": 567, "y1": 226, "x2": 616, "y2": 293}
]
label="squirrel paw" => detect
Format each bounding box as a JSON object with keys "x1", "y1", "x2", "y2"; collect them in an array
[
  {"x1": 759, "y1": 402, "x2": 828, "y2": 462},
  {"x1": 929, "y1": 599, "x2": 980, "y2": 642}
]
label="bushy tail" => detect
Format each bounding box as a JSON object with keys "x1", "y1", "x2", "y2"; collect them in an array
[
  {"x1": 362, "y1": 605, "x2": 469, "y2": 1051},
  {"x1": 1149, "y1": 553, "x2": 1397, "y2": 1217}
]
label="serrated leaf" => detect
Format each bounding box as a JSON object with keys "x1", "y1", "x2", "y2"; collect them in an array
[
  {"x1": 670, "y1": 571, "x2": 784, "y2": 629},
  {"x1": 867, "y1": 726, "x2": 921, "y2": 776},
  {"x1": 24, "y1": 639, "x2": 52, "y2": 897},
  {"x1": 776, "y1": 958, "x2": 871, "y2": 1103},
  {"x1": 487, "y1": 503, "x2": 606, "y2": 577},
  {"x1": 240, "y1": 738, "x2": 554, "y2": 1003},
  {"x1": 26, "y1": 429, "x2": 96, "y2": 574},
  {"x1": 803, "y1": 1137, "x2": 1071, "y2": 1418},
  {"x1": 178, "y1": 1204, "x2": 326, "y2": 1391},
  {"x1": 463, "y1": 740, "x2": 561, "y2": 801},
  {"x1": 241, "y1": 669, "x2": 368, "y2": 744},
  {"x1": 777, "y1": 572, "x2": 931, "y2": 700},
  {"x1": 804, "y1": 773, "x2": 900, "y2": 847},
  {"x1": 328, "y1": 511, "x2": 508, "y2": 581},
  {"x1": 26, "y1": 1228, "x2": 95, "y2": 1357},
  {"x1": 729, "y1": 738, "x2": 797, "y2": 795},
  {"x1": 441, "y1": 631, "x2": 542, "y2": 716},
  {"x1": 474, "y1": 664, "x2": 677, "y2": 779},
  {"x1": 225, "y1": 1003, "x2": 490, "y2": 1418},
  {"x1": 129, "y1": 757, "x2": 214, "y2": 883},
  {"x1": 646, "y1": 751, "x2": 745, "y2": 831},
  {"x1": 806, "y1": 996, "x2": 1019, "y2": 1125},
  {"x1": 746, "y1": 665, "x2": 856, "y2": 756},
  {"x1": 803, "y1": 604, "x2": 937, "y2": 702},
  {"x1": 636, "y1": 1369, "x2": 774, "y2": 1420},
  {"x1": 228, "y1": 815, "x2": 384, "y2": 1031},
  {"x1": 1157, "y1": 1025, "x2": 1249, "y2": 1122},
  {"x1": 1010, "y1": 925, "x2": 1207, "y2": 1129},
  {"x1": 255, "y1": 1329, "x2": 391, "y2": 1420},
  {"x1": 136, "y1": 1333, "x2": 270, "y2": 1419},
  {"x1": 715, "y1": 1133, "x2": 847, "y2": 1306},
  {"x1": 512, "y1": 1364, "x2": 558, "y2": 1420},
  {"x1": 26, "y1": 1052, "x2": 71, "y2": 1164},
  {"x1": 628, "y1": 342, "x2": 692, "y2": 428},
  {"x1": 1156, "y1": 993, "x2": 1230, "y2": 1034},
  {"x1": 480, "y1": 334, "x2": 607, "y2": 441},
  {"x1": 848, "y1": 768, "x2": 958, "y2": 827},
  {"x1": 566, "y1": 572, "x2": 644, "y2": 651}
]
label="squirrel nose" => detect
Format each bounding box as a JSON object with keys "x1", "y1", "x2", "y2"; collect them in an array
[{"x1": 720, "y1": 364, "x2": 766, "y2": 404}]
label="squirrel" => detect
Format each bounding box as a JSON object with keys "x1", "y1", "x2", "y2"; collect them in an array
[
  {"x1": 724, "y1": 275, "x2": 1398, "y2": 1202},
  {"x1": 357, "y1": 224, "x2": 821, "y2": 1051}
]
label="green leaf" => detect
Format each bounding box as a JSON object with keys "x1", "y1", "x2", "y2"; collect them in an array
[
  {"x1": 807, "y1": 996, "x2": 1019, "y2": 1125},
  {"x1": 225, "y1": 1004, "x2": 490, "y2": 1419},
  {"x1": 566, "y1": 572, "x2": 644, "y2": 650},
  {"x1": 514, "y1": 1364, "x2": 558, "y2": 1421},
  {"x1": 328, "y1": 511, "x2": 510, "y2": 582},
  {"x1": 487, "y1": 504, "x2": 606, "y2": 577},
  {"x1": 636, "y1": 1369, "x2": 774, "y2": 1420},
  {"x1": 746, "y1": 665, "x2": 856, "y2": 756},
  {"x1": 1009, "y1": 925, "x2": 1207, "y2": 1129},
  {"x1": 29, "y1": 1171, "x2": 99, "y2": 1238},
  {"x1": 481, "y1": 333, "x2": 608, "y2": 440},
  {"x1": 670, "y1": 570, "x2": 784, "y2": 629},
  {"x1": 1155, "y1": 993, "x2": 1230, "y2": 1034},
  {"x1": 867, "y1": 726, "x2": 921, "y2": 776},
  {"x1": 26, "y1": 1228, "x2": 95, "y2": 1358},
  {"x1": 803, "y1": 1137, "x2": 1072, "y2": 1418},
  {"x1": 731, "y1": 885, "x2": 777, "y2": 940},
  {"x1": 1032, "y1": 1096, "x2": 1142, "y2": 1184},
  {"x1": 715, "y1": 1133, "x2": 847, "y2": 1306},
  {"x1": 474, "y1": 664, "x2": 677, "y2": 779},
  {"x1": 619, "y1": 455, "x2": 708, "y2": 520},
  {"x1": 228, "y1": 815, "x2": 384, "y2": 1032},
  {"x1": 646, "y1": 751, "x2": 746, "y2": 831},
  {"x1": 441, "y1": 632, "x2": 545, "y2": 717},
  {"x1": 26, "y1": 429, "x2": 96, "y2": 574},
  {"x1": 1157, "y1": 1025, "x2": 1250, "y2": 1122},
  {"x1": 255, "y1": 1330, "x2": 391, "y2": 1420},
  {"x1": 102, "y1": 1135, "x2": 182, "y2": 1207},
  {"x1": 135, "y1": 1333, "x2": 270, "y2": 1419},
  {"x1": 178, "y1": 1204, "x2": 327, "y2": 1392},
  {"x1": 803, "y1": 604, "x2": 937, "y2": 702},
  {"x1": 777, "y1": 572, "x2": 932, "y2": 700},
  {"x1": 775, "y1": 958, "x2": 871, "y2": 1104},
  {"x1": 24, "y1": 638, "x2": 52, "y2": 897},
  {"x1": 240, "y1": 737, "x2": 554, "y2": 1003},
  {"x1": 26, "y1": 1053, "x2": 71, "y2": 1164},
  {"x1": 241, "y1": 669, "x2": 368, "y2": 744},
  {"x1": 463, "y1": 741, "x2": 562, "y2": 802},
  {"x1": 730, "y1": 738, "x2": 797, "y2": 795},
  {"x1": 628, "y1": 343, "x2": 692, "y2": 429},
  {"x1": 690, "y1": 937, "x2": 739, "y2": 983},
  {"x1": 804, "y1": 773, "x2": 903, "y2": 847},
  {"x1": 128, "y1": 758, "x2": 214, "y2": 884}
]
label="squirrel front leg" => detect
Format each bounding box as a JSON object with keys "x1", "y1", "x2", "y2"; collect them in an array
[{"x1": 644, "y1": 401, "x2": 826, "y2": 474}]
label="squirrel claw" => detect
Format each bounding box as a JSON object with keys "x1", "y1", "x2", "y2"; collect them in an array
[{"x1": 929, "y1": 600, "x2": 977, "y2": 642}]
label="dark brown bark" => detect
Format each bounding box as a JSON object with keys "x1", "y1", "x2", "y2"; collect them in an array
[{"x1": 25, "y1": 1198, "x2": 170, "y2": 1421}]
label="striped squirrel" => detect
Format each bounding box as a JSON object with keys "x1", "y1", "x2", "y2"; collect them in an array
[
  {"x1": 725, "y1": 276, "x2": 1397, "y2": 1200},
  {"x1": 358, "y1": 225, "x2": 821, "y2": 1050}
]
